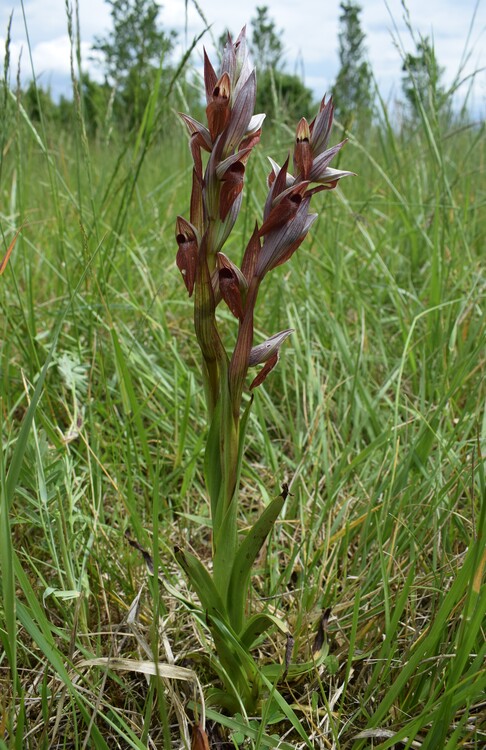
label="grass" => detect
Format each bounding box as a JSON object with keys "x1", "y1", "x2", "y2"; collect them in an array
[{"x1": 1, "y1": 11, "x2": 485, "y2": 750}]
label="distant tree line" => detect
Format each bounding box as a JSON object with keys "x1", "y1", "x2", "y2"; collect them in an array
[{"x1": 17, "y1": 0, "x2": 452, "y2": 136}]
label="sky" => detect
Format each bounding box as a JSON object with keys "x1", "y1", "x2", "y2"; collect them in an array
[{"x1": 1, "y1": 0, "x2": 485, "y2": 115}]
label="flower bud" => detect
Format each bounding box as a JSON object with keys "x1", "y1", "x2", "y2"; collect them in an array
[
  {"x1": 293, "y1": 117, "x2": 312, "y2": 180},
  {"x1": 249, "y1": 329, "x2": 294, "y2": 390}
]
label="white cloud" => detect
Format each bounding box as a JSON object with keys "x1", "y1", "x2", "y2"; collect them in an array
[{"x1": 32, "y1": 36, "x2": 73, "y2": 77}]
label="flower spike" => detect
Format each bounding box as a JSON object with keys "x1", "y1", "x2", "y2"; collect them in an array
[{"x1": 174, "y1": 29, "x2": 354, "y2": 711}]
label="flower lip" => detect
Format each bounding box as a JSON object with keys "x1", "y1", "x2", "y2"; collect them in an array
[
  {"x1": 259, "y1": 181, "x2": 310, "y2": 238},
  {"x1": 175, "y1": 216, "x2": 199, "y2": 297},
  {"x1": 215, "y1": 147, "x2": 253, "y2": 179},
  {"x1": 206, "y1": 72, "x2": 232, "y2": 141}
]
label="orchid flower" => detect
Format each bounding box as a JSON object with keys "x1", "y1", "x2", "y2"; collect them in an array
[{"x1": 174, "y1": 28, "x2": 353, "y2": 712}]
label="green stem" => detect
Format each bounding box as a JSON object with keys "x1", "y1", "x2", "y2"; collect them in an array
[
  {"x1": 194, "y1": 234, "x2": 227, "y2": 416},
  {"x1": 212, "y1": 372, "x2": 240, "y2": 598},
  {"x1": 229, "y1": 276, "x2": 261, "y2": 416}
]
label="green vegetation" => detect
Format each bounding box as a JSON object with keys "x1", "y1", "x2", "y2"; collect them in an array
[
  {"x1": 91, "y1": 0, "x2": 177, "y2": 127},
  {"x1": 0, "y1": 4, "x2": 485, "y2": 749},
  {"x1": 332, "y1": 1, "x2": 374, "y2": 130},
  {"x1": 401, "y1": 36, "x2": 448, "y2": 119}
]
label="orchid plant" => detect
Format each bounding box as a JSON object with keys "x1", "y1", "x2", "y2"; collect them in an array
[{"x1": 175, "y1": 29, "x2": 352, "y2": 711}]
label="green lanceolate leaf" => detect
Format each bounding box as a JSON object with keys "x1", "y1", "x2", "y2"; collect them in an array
[
  {"x1": 260, "y1": 641, "x2": 330, "y2": 680},
  {"x1": 212, "y1": 490, "x2": 239, "y2": 600},
  {"x1": 234, "y1": 394, "x2": 254, "y2": 489},
  {"x1": 193, "y1": 706, "x2": 296, "y2": 750},
  {"x1": 174, "y1": 547, "x2": 227, "y2": 618},
  {"x1": 207, "y1": 612, "x2": 262, "y2": 712},
  {"x1": 227, "y1": 485, "x2": 288, "y2": 633},
  {"x1": 212, "y1": 378, "x2": 240, "y2": 598},
  {"x1": 240, "y1": 612, "x2": 290, "y2": 650},
  {"x1": 203, "y1": 399, "x2": 222, "y2": 529}
]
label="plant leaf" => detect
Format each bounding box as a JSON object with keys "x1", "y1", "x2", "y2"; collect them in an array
[
  {"x1": 240, "y1": 612, "x2": 289, "y2": 650},
  {"x1": 260, "y1": 642, "x2": 330, "y2": 680},
  {"x1": 203, "y1": 400, "x2": 222, "y2": 528},
  {"x1": 175, "y1": 548, "x2": 227, "y2": 618},
  {"x1": 227, "y1": 486, "x2": 288, "y2": 633}
]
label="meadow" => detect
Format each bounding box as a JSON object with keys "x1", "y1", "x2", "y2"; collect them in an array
[{"x1": 0, "y1": 23, "x2": 485, "y2": 750}]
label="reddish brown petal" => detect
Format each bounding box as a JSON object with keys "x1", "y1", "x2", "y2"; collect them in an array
[
  {"x1": 189, "y1": 135, "x2": 203, "y2": 181},
  {"x1": 255, "y1": 199, "x2": 317, "y2": 278},
  {"x1": 215, "y1": 147, "x2": 252, "y2": 177},
  {"x1": 229, "y1": 277, "x2": 259, "y2": 407},
  {"x1": 206, "y1": 72, "x2": 231, "y2": 141},
  {"x1": 176, "y1": 241, "x2": 198, "y2": 296},
  {"x1": 190, "y1": 169, "x2": 204, "y2": 235},
  {"x1": 175, "y1": 216, "x2": 199, "y2": 296},
  {"x1": 239, "y1": 129, "x2": 262, "y2": 154},
  {"x1": 262, "y1": 155, "x2": 294, "y2": 220},
  {"x1": 294, "y1": 140, "x2": 313, "y2": 181},
  {"x1": 241, "y1": 222, "x2": 261, "y2": 282},
  {"x1": 217, "y1": 251, "x2": 248, "y2": 289},
  {"x1": 258, "y1": 183, "x2": 308, "y2": 238},
  {"x1": 219, "y1": 267, "x2": 244, "y2": 321},
  {"x1": 203, "y1": 49, "x2": 217, "y2": 105},
  {"x1": 266, "y1": 158, "x2": 297, "y2": 192},
  {"x1": 191, "y1": 722, "x2": 211, "y2": 750},
  {"x1": 219, "y1": 161, "x2": 245, "y2": 221},
  {"x1": 293, "y1": 117, "x2": 312, "y2": 180},
  {"x1": 268, "y1": 230, "x2": 308, "y2": 269},
  {"x1": 176, "y1": 216, "x2": 198, "y2": 241},
  {"x1": 258, "y1": 195, "x2": 301, "y2": 238},
  {"x1": 250, "y1": 352, "x2": 279, "y2": 390}
]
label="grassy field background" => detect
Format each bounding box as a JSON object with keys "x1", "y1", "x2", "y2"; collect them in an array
[{"x1": 0, "y1": 14, "x2": 485, "y2": 749}]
